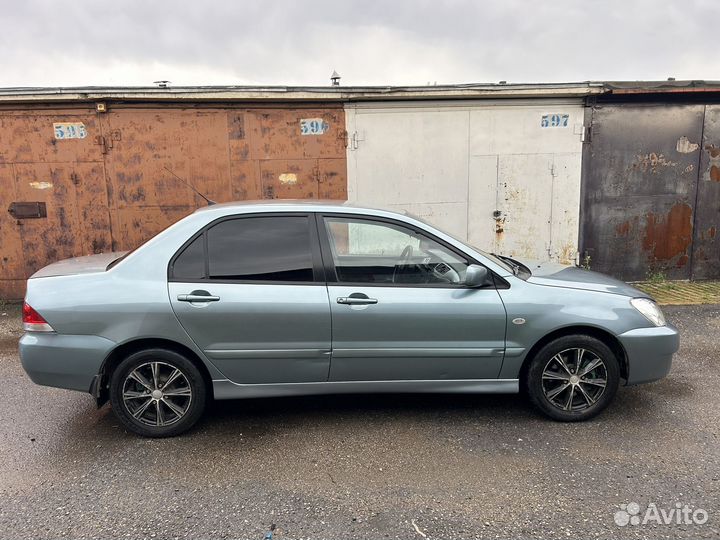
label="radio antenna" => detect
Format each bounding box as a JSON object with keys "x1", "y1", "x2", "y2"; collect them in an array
[{"x1": 163, "y1": 166, "x2": 216, "y2": 206}]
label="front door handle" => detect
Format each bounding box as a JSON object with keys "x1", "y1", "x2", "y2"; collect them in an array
[
  {"x1": 337, "y1": 294, "x2": 378, "y2": 305},
  {"x1": 177, "y1": 290, "x2": 220, "y2": 302}
]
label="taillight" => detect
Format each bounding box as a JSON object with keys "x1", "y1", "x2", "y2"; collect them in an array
[{"x1": 22, "y1": 302, "x2": 54, "y2": 332}]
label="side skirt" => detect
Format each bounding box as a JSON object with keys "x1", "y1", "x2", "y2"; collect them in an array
[{"x1": 212, "y1": 378, "x2": 519, "y2": 400}]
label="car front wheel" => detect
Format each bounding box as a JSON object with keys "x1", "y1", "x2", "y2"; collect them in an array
[
  {"x1": 525, "y1": 335, "x2": 620, "y2": 421},
  {"x1": 109, "y1": 348, "x2": 207, "y2": 437}
]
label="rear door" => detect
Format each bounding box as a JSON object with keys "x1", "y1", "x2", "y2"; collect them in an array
[
  {"x1": 168, "y1": 213, "x2": 332, "y2": 383},
  {"x1": 319, "y1": 214, "x2": 507, "y2": 381}
]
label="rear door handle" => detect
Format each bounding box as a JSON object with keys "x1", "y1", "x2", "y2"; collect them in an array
[
  {"x1": 337, "y1": 295, "x2": 378, "y2": 305},
  {"x1": 177, "y1": 291, "x2": 220, "y2": 302}
]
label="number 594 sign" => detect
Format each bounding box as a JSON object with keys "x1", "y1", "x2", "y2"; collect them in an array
[
  {"x1": 300, "y1": 118, "x2": 329, "y2": 135},
  {"x1": 540, "y1": 114, "x2": 569, "y2": 128}
]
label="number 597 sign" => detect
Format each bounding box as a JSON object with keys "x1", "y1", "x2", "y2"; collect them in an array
[{"x1": 540, "y1": 114, "x2": 569, "y2": 128}]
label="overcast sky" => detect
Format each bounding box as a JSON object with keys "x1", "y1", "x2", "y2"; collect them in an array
[{"x1": 1, "y1": 0, "x2": 717, "y2": 88}]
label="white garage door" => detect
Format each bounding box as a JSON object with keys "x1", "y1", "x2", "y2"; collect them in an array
[{"x1": 345, "y1": 100, "x2": 585, "y2": 264}]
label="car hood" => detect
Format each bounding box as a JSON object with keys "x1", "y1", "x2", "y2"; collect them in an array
[
  {"x1": 30, "y1": 252, "x2": 128, "y2": 278},
  {"x1": 520, "y1": 259, "x2": 650, "y2": 298}
]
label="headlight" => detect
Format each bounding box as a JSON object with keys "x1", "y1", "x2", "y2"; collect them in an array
[{"x1": 630, "y1": 298, "x2": 666, "y2": 326}]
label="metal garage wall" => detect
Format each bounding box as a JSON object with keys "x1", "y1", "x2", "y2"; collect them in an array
[
  {"x1": 345, "y1": 100, "x2": 586, "y2": 263},
  {"x1": 0, "y1": 109, "x2": 111, "y2": 299},
  {"x1": 694, "y1": 105, "x2": 720, "y2": 279},
  {"x1": 580, "y1": 103, "x2": 719, "y2": 281},
  {"x1": 0, "y1": 104, "x2": 347, "y2": 299}
]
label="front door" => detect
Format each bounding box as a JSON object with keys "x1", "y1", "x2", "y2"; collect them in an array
[
  {"x1": 319, "y1": 215, "x2": 507, "y2": 381},
  {"x1": 169, "y1": 214, "x2": 331, "y2": 384}
]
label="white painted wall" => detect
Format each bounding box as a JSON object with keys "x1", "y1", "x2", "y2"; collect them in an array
[{"x1": 345, "y1": 100, "x2": 585, "y2": 263}]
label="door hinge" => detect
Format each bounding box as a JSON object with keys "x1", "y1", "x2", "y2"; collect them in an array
[
  {"x1": 582, "y1": 125, "x2": 591, "y2": 142},
  {"x1": 94, "y1": 135, "x2": 113, "y2": 154},
  {"x1": 349, "y1": 131, "x2": 365, "y2": 150}
]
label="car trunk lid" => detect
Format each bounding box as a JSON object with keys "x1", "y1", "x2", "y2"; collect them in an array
[{"x1": 30, "y1": 252, "x2": 128, "y2": 278}]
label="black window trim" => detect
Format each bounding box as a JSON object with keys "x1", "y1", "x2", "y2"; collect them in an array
[
  {"x1": 316, "y1": 212, "x2": 506, "y2": 290},
  {"x1": 168, "y1": 212, "x2": 326, "y2": 286}
]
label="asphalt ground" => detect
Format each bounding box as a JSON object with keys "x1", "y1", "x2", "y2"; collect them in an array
[{"x1": 0, "y1": 303, "x2": 718, "y2": 539}]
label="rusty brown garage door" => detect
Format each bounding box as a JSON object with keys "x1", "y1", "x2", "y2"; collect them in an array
[
  {"x1": 0, "y1": 110, "x2": 112, "y2": 299},
  {"x1": 580, "y1": 103, "x2": 719, "y2": 281},
  {"x1": 0, "y1": 104, "x2": 347, "y2": 299}
]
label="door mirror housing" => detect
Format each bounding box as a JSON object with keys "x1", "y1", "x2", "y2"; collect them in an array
[{"x1": 464, "y1": 264, "x2": 490, "y2": 288}]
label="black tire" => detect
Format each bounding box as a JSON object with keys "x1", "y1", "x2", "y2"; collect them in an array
[
  {"x1": 109, "y1": 348, "x2": 207, "y2": 437},
  {"x1": 524, "y1": 335, "x2": 620, "y2": 422}
]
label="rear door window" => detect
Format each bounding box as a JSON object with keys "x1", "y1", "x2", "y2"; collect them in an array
[
  {"x1": 207, "y1": 216, "x2": 314, "y2": 282},
  {"x1": 170, "y1": 215, "x2": 318, "y2": 282}
]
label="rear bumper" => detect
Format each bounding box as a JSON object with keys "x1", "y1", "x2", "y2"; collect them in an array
[
  {"x1": 19, "y1": 333, "x2": 115, "y2": 393},
  {"x1": 618, "y1": 324, "x2": 680, "y2": 385}
]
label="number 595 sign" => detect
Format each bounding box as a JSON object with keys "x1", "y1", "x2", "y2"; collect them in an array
[{"x1": 53, "y1": 122, "x2": 87, "y2": 139}]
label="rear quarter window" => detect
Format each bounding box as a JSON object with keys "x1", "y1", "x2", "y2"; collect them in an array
[{"x1": 171, "y1": 235, "x2": 205, "y2": 280}]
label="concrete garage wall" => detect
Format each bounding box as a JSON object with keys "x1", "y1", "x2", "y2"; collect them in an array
[
  {"x1": 0, "y1": 104, "x2": 347, "y2": 299},
  {"x1": 345, "y1": 99, "x2": 585, "y2": 263}
]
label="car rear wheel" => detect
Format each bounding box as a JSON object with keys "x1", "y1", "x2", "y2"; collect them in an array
[
  {"x1": 525, "y1": 335, "x2": 620, "y2": 421},
  {"x1": 109, "y1": 348, "x2": 207, "y2": 437}
]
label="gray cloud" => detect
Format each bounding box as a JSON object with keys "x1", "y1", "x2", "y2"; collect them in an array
[{"x1": 1, "y1": 0, "x2": 718, "y2": 87}]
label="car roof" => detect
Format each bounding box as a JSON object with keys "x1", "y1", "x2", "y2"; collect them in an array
[{"x1": 193, "y1": 199, "x2": 409, "y2": 216}]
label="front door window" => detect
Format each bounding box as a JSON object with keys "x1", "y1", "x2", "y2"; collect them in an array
[{"x1": 324, "y1": 217, "x2": 470, "y2": 285}]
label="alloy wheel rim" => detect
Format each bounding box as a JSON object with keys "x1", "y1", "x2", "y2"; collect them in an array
[
  {"x1": 122, "y1": 361, "x2": 192, "y2": 427},
  {"x1": 541, "y1": 348, "x2": 607, "y2": 412}
]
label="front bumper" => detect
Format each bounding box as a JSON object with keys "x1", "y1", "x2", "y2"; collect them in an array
[
  {"x1": 617, "y1": 323, "x2": 680, "y2": 385},
  {"x1": 19, "y1": 333, "x2": 115, "y2": 393}
]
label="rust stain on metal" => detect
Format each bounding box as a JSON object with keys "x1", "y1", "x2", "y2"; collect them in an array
[
  {"x1": 705, "y1": 144, "x2": 720, "y2": 158},
  {"x1": 699, "y1": 226, "x2": 718, "y2": 241},
  {"x1": 704, "y1": 145, "x2": 720, "y2": 182},
  {"x1": 642, "y1": 202, "x2": 693, "y2": 262},
  {"x1": 615, "y1": 221, "x2": 631, "y2": 236},
  {"x1": 558, "y1": 243, "x2": 576, "y2": 265}
]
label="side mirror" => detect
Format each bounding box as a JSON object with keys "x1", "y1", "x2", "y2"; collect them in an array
[{"x1": 464, "y1": 264, "x2": 490, "y2": 288}]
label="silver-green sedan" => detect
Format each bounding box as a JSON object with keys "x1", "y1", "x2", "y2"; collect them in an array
[{"x1": 19, "y1": 201, "x2": 679, "y2": 437}]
